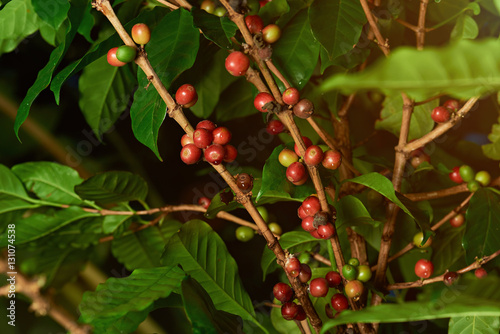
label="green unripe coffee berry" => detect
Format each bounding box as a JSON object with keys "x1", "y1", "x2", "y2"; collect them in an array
[
  {"x1": 257, "y1": 206, "x2": 269, "y2": 223},
  {"x1": 356, "y1": 265, "x2": 372, "y2": 282},
  {"x1": 342, "y1": 264, "x2": 358, "y2": 281},
  {"x1": 348, "y1": 258, "x2": 360, "y2": 267},
  {"x1": 459, "y1": 165, "x2": 475, "y2": 182},
  {"x1": 475, "y1": 171, "x2": 491, "y2": 186},
  {"x1": 116, "y1": 45, "x2": 137, "y2": 63},
  {"x1": 235, "y1": 226, "x2": 254, "y2": 242},
  {"x1": 467, "y1": 180, "x2": 480, "y2": 192},
  {"x1": 268, "y1": 222, "x2": 282, "y2": 236}
]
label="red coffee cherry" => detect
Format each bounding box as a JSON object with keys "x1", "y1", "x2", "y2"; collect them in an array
[
  {"x1": 286, "y1": 162, "x2": 307, "y2": 183},
  {"x1": 443, "y1": 99, "x2": 460, "y2": 111},
  {"x1": 301, "y1": 216, "x2": 315, "y2": 232},
  {"x1": 298, "y1": 263, "x2": 312, "y2": 283},
  {"x1": 295, "y1": 305, "x2": 306, "y2": 321},
  {"x1": 322, "y1": 150, "x2": 342, "y2": 170},
  {"x1": 273, "y1": 282, "x2": 293, "y2": 303},
  {"x1": 325, "y1": 271, "x2": 342, "y2": 288},
  {"x1": 414, "y1": 259, "x2": 434, "y2": 279},
  {"x1": 223, "y1": 144, "x2": 238, "y2": 163},
  {"x1": 196, "y1": 119, "x2": 216, "y2": 132},
  {"x1": 304, "y1": 145, "x2": 324, "y2": 166},
  {"x1": 449, "y1": 213, "x2": 465, "y2": 228},
  {"x1": 449, "y1": 166, "x2": 463, "y2": 184},
  {"x1": 204, "y1": 144, "x2": 226, "y2": 165},
  {"x1": 294, "y1": 136, "x2": 313, "y2": 157},
  {"x1": 317, "y1": 223, "x2": 335, "y2": 239},
  {"x1": 193, "y1": 128, "x2": 213, "y2": 149},
  {"x1": 443, "y1": 271, "x2": 459, "y2": 286},
  {"x1": 282, "y1": 87, "x2": 300, "y2": 106},
  {"x1": 131, "y1": 23, "x2": 151, "y2": 45},
  {"x1": 293, "y1": 99, "x2": 314, "y2": 119},
  {"x1": 198, "y1": 196, "x2": 211, "y2": 209},
  {"x1": 302, "y1": 196, "x2": 321, "y2": 216},
  {"x1": 212, "y1": 126, "x2": 232, "y2": 145},
  {"x1": 254, "y1": 92, "x2": 275, "y2": 112},
  {"x1": 245, "y1": 15, "x2": 263, "y2": 34},
  {"x1": 431, "y1": 106, "x2": 450, "y2": 123},
  {"x1": 225, "y1": 51, "x2": 250, "y2": 76},
  {"x1": 107, "y1": 47, "x2": 127, "y2": 67},
  {"x1": 176, "y1": 84, "x2": 198, "y2": 107},
  {"x1": 266, "y1": 119, "x2": 285, "y2": 135},
  {"x1": 475, "y1": 268, "x2": 487, "y2": 279},
  {"x1": 345, "y1": 280, "x2": 364, "y2": 299},
  {"x1": 181, "y1": 134, "x2": 194, "y2": 146},
  {"x1": 281, "y1": 302, "x2": 299, "y2": 320},
  {"x1": 180, "y1": 144, "x2": 202, "y2": 165},
  {"x1": 331, "y1": 293, "x2": 349, "y2": 312},
  {"x1": 285, "y1": 257, "x2": 301, "y2": 277},
  {"x1": 297, "y1": 205, "x2": 307, "y2": 219},
  {"x1": 309, "y1": 277, "x2": 329, "y2": 298}
]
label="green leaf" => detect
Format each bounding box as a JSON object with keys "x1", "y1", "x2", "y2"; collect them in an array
[
  {"x1": 309, "y1": 0, "x2": 366, "y2": 60},
  {"x1": 0, "y1": 207, "x2": 99, "y2": 246},
  {"x1": 449, "y1": 316, "x2": 500, "y2": 334},
  {"x1": 162, "y1": 220, "x2": 265, "y2": 332},
  {"x1": 74, "y1": 171, "x2": 148, "y2": 204},
  {"x1": 191, "y1": 7, "x2": 237, "y2": 49},
  {"x1": 482, "y1": 117, "x2": 500, "y2": 160},
  {"x1": 375, "y1": 94, "x2": 438, "y2": 141},
  {"x1": 79, "y1": 266, "x2": 186, "y2": 334},
  {"x1": 272, "y1": 9, "x2": 320, "y2": 90},
  {"x1": 259, "y1": 0, "x2": 290, "y2": 24},
  {"x1": 431, "y1": 225, "x2": 465, "y2": 275},
  {"x1": 78, "y1": 56, "x2": 136, "y2": 138},
  {"x1": 214, "y1": 78, "x2": 255, "y2": 121},
  {"x1": 321, "y1": 38, "x2": 500, "y2": 101},
  {"x1": 0, "y1": 199, "x2": 37, "y2": 216},
  {"x1": 181, "y1": 277, "x2": 243, "y2": 334},
  {"x1": 32, "y1": 0, "x2": 70, "y2": 30},
  {"x1": 112, "y1": 220, "x2": 182, "y2": 271},
  {"x1": 463, "y1": 188, "x2": 500, "y2": 266},
  {"x1": 130, "y1": 8, "x2": 199, "y2": 159},
  {"x1": 0, "y1": 0, "x2": 39, "y2": 55},
  {"x1": 495, "y1": 0, "x2": 500, "y2": 15},
  {"x1": 12, "y1": 161, "x2": 84, "y2": 205},
  {"x1": 14, "y1": 0, "x2": 87, "y2": 140},
  {"x1": 261, "y1": 231, "x2": 319, "y2": 279},
  {"x1": 451, "y1": 14, "x2": 479, "y2": 42},
  {"x1": 0, "y1": 164, "x2": 30, "y2": 201}
]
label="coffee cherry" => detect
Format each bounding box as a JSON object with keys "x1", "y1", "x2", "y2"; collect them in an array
[
  {"x1": 294, "y1": 136, "x2": 313, "y2": 157},
  {"x1": 431, "y1": 106, "x2": 450, "y2": 123},
  {"x1": 297, "y1": 205, "x2": 307, "y2": 219},
  {"x1": 257, "y1": 206, "x2": 269, "y2": 222},
  {"x1": 223, "y1": 144, "x2": 238, "y2": 163},
  {"x1": 295, "y1": 305, "x2": 306, "y2": 321},
  {"x1": 310, "y1": 229, "x2": 322, "y2": 239},
  {"x1": 181, "y1": 134, "x2": 194, "y2": 146},
  {"x1": 342, "y1": 264, "x2": 358, "y2": 281},
  {"x1": 322, "y1": 150, "x2": 342, "y2": 170},
  {"x1": 286, "y1": 257, "x2": 301, "y2": 277},
  {"x1": 225, "y1": 51, "x2": 250, "y2": 76},
  {"x1": 459, "y1": 165, "x2": 475, "y2": 182},
  {"x1": 204, "y1": 144, "x2": 226, "y2": 165},
  {"x1": 302, "y1": 196, "x2": 321, "y2": 217},
  {"x1": 356, "y1": 265, "x2": 372, "y2": 282},
  {"x1": 443, "y1": 99, "x2": 460, "y2": 111},
  {"x1": 235, "y1": 226, "x2": 254, "y2": 242},
  {"x1": 449, "y1": 166, "x2": 463, "y2": 184},
  {"x1": 301, "y1": 216, "x2": 315, "y2": 232},
  {"x1": 345, "y1": 280, "x2": 364, "y2": 299},
  {"x1": 116, "y1": 45, "x2": 137, "y2": 63},
  {"x1": 449, "y1": 213, "x2": 465, "y2": 228},
  {"x1": 467, "y1": 180, "x2": 480, "y2": 192},
  {"x1": 193, "y1": 128, "x2": 213, "y2": 149},
  {"x1": 200, "y1": 0, "x2": 215, "y2": 13},
  {"x1": 293, "y1": 99, "x2": 314, "y2": 119},
  {"x1": 268, "y1": 222, "x2": 282, "y2": 236},
  {"x1": 198, "y1": 196, "x2": 211, "y2": 209},
  {"x1": 273, "y1": 282, "x2": 293, "y2": 303},
  {"x1": 325, "y1": 271, "x2": 342, "y2": 288},
  {"x1": 475, "y1": 267, "x2": 487, "y2": 279},
  {"x1": 304, "y1": 145, "x2": 324, "y2": 167},
  {"x1": 107, "y1": 47, "x2": 127, "y2": 67},
  {"x1": 410, "y1": 152, "x2": 430, "y2": 168},
  {"x1": 475, "y1": 170, "x2": 491, "y2": 186},
  {"x1": 317, "y1": 223, "x2": 335, "y2": 239},
  {"x1": 282, "y1": 87, "x2": 300, "y2": 106},
  {"x1": 414, "y1": 259, "x2": 434, "y2": 279},
  {"x1": 212, "y1": 126, "x2": 232, "y2": 145},
  {"x1": 236, "y1": 173, "x2": 253, "y2": 193},
  {"x1": 131, "y1": 23, "x2": 151, "y2": 45},
  {"x1": 175, "y1": 84, "x2": 198, "y2": 107},
  {"x1": 331, "y1": 293, "x2": 349, "y2": 312},
  {"x1": 279, "y1": 148, "x2": 299, "y2": 167},
  {"x1": 298, "y1": 263, "x2": 312, "y2": 283},
  {"x1": 281, "y1": 302, "x2": 299, "y2": 320},
  {"x1": 309, "y1": 277, "x2": 329, "y2": 298},
  {"x1": 262, "y1": 24, "x2": 281, "y2": 43},
  {"x1": 348, "y1": 258, "x2": 360, "y2": 267},
  {"x1": 413, "y1": 232, "x2": 432, "y2": 248},
  {"x1": 196, "y1": 119, "x2": 216, "y2": 132},
  {"x1": 180, "y1": 144, "x2": 202, "y2": 165},
  {"x1": 214, "y1": 6, "x2": 227, "y2": 17},
  {"x1": 245, "y1": 15, "x2": 263, "y2": 34},
  {"x1": 254, "y1": 92, "x2": 275, "y2": 112},
  {"x1": 266, "y1": 119, "x2": 285, "y2": 135},
  {"x1": 286, "y1": 162, "x2": 307, "y2": 183},
  {"x1": 443, "y1": 271, "x2": 459, "y2": 286}
]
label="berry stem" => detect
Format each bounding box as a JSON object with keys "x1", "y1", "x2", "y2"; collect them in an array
[{"x1": 265, "y1": 58, "x2": 290, "y2": 89}]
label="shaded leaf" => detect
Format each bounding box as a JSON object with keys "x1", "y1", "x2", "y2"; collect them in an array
[
  {"x1": 0, "y1": 0, "x2": 39, "y2": 55},
  {"x1": 431, "y1": 225, "x2": 465, "y2": 275},
  {"x1": 0, "y1": 164, "x2": 30, "y2": 201},
  {"x1": 451, "y1": 14, "x2": 479, "y2": 42},
  {"x1": 191, "y1": 7, "x2": 237, "y2": 49},
  {"x1": 32, "y1": 0, "x2": 69, "y2": 30},
  {"x1": 259, "y1": 0, "x2": 290, "y2": 24},
  {"x1": 482, "y1": 117, "x2": 500, "y2": 160},
  {"x1": 214, "y1": 78, "x2": 256, "y2": 121},
  {"x1": 449, "y1": 315, "x2": 500, "y2": 334},
  {"x1": 321, "y1": 38, "x2": 500, "y2": 100}
]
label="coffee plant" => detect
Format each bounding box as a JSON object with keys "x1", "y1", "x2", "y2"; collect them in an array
[{"x1": 1, "y1": 0, "x2": 500, "y2": 333}]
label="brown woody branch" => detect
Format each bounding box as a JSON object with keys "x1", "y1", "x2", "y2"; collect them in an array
[{"x1": 359, "y1": 0, "x2": 389, "y2": 56}]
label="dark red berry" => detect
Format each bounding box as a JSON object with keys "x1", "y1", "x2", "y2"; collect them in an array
[
  {"x1": 212, "y1": 126, "x2": 232, "y2": 145},
  {"x1": 181, "y1": 134, "x2": 193, "y2": 146},
  {"x1": 223, "y1": 144, "x2": 238, "y2": 163},
  {"x1": 449, "y1": 213, "x2": 465, "y2": 228},
  {"x1": 245, "y1": 15, "x2": 263, "y2": 34},
  {"x1": 449, "y1": 166, "x2": 463, "y2": 184},
  {"x1": 410, "y1": 152, "x2": 430, "y2": 168},
  {"x1": 310, "y1": 229, "x2": 322, "y2": 239},
  {"x1": 254, "y1": 92, "x2": 275, "y2": 112},
  {"x1": 443, "y1": 99, "x2": 460, "y2": 111},
  {"x1": 331, "y1": 293, "x2": 349, "y2": 312},
  {"x1": 298, "y1": 263, "x2": 312, "y2": 283},
  {"x1": 443, "y1": 271, "x2": 459, "y2": 286},
  {"x1": 204, "y1": 144, "x2": 226, "y2": 165},
  {"x1": 475, "y1": 268, "x2": 487, "y2": 279},
  {"x1": 225, "y1": 51, "x2": 250, "y2": 76},
  {"x1": 431, "y1": 106, "x2": 450, "y2": 123},
  {"x1": 304, "y1": 145, "x2": 324, "y2": 166},
  {"x1": 193, "y1": 128, "x2": 213, "y2": 149},
  {"x1": 295, "y1": 305, "x2": 306, "y2": 321},
  {"x1": 266, "y1": 120, "x2": 285, "y2": 135},
  {"x1": 281, "y1": 302, "x2": 299, "y2": 320},
  {"x1": 180, "y1": 144, "x2": 202, "y2": 165},
  {"x1": 198, "y1": 197, "x2": 211, "y2": 209},
  {"x1": 415, "y1": 259, "x2": 434, "y2": 279},
  {"x1": 297, "y1": 205, "x2": 307, "y2": 219},
  {"x1": 301, "y1": 216, "x2": 316, "y2": 232},
  {"x1": 302, "y1": 196, "x2": 321, "y2": 217},
  {"x1": 285, "y1": 257, "x2": 301, "y2": 277},
  {"x1": 294, "y1": 136, "x2": 313, "y2": 157},
  {"x1": 293, "y1": 99, "x2": 314, "y2": 119},
  {"x1": 273, "y1": 282, "x2": 293, "y2": 303},
  {"x1": 236, "y1": 173, "x2": 253, "y2": 193},
  {"x1": 107, "y1": 47, "x2": 127, "y2": 67},
  {"x1": 317, "y1": 223, "x2": 335, "y2": 239},
  {"x1": 325, "y1": 271, "x2": 342, "y2": 288},
  {"x1": 176, "y1": 84, "x2": 198, "y2": 107},
  {"x1": 309, "y1": 277, "x2": 329, "y2": 298},
  {"x1": 282, "y1": 87, "x2": 300, "y2": 105},
  {"x1": 286, "y1": 162, "x2": 307, "y2": 183},
  {"x1": 196, "y1": 120, "x2": 216, "y2": 132},
  {"x1": 322, "y1": 150, "x2": 342, "y2": 170}
]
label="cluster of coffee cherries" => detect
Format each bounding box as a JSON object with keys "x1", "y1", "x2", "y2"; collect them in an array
[
  {"x1": 278, "y1": 137, "x2": 342, "y2": 185},
  {"x1": 297, "y1": 196, "x2": 335, "y2": 239},
  {"x1": 235, "y1": 206, "x2": 282, "y2": 242},
  {"x1": 449, "y1": 164, "x2": 491, "y2": 192},
  {"x1": 180, "y1": 119, "x2": 237, "y2": 165},
  {"x1": 107, "y1": 23, "x2": 150, "y2": 67},
  {"x1": 431, "y1": 99, "x2": 460, "y2": 123},
  {"x1": 443, "y1": 267, "x2": 488, "y2": 286}
]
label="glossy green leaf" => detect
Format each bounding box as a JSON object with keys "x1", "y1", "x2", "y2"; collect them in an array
[
  {"x1": 214, "y1": 78, "x2": 256, "y2": 121},
  {"x1": 309, "y1": 0, "x2": 366, "y2": 60},
  {"x1": 321, "y1": 38, "x2": 500, "y2": 101},
  {"x1": 463, "y1": 188, "x2": 500, "y2": 266},
  {"x1": 449, "y1": 316, "x2": 500, "y2": 334},
  {"x1": 482, "y1": 117, "x2": 500, "y2": 160},
  {"x1": 14, "y1": 0, "x2": 87, "y2": 139},
  {"x1": 375, "y1": 94, "x2": 438, "y2": 141},
  {"x1": 451, "y1": 14, "x2": 479, "y2": 42},
  {"x1": 261, "y1": 231, "x2": 319, "y2": 279},
  {"x1": 0, "y1": 0, "x2": 39, "y2": 55},
  {"x1": 12, "y1": 161, "x2": 85, "y2": 205},
  {"x1": 102, "y1": 214, "x2": 131, "y2": 234},
  {"x1": 79, "y1": 265, "x2": 186, "y2": 334},
  {"x1": 0, "y1": 164, "x2": 30, "y2": 201},
  {"x1": 162, "y1": 220, "x2": 264, "y2": 332},
  {"x1": 49, "y1": 216, "x2": 105, "y2": 248},
  {"x1": 259, "y1": 0, "x2": 290, "y2": 23},
  {"x1": 79, "y1": 56, "x2": 136, "y2": 138},
  {"x1": 431, "y1": 225, "x2": 465, "y2": 275},
  {"x1": 32, "y1": 0, "x2": 70, "y2": 30},
  {"x1": 0, "y1": 207, "x2": 99, "y2": 246},
  {"x1": 77, "y1": 2, "x2": 94, "y2": 43},
  {"x1": 112, "y1": 220, "x2": 182, "y2": 271},
  {"x1": 130, "y1": 8, "x2": 199, "y2": 159},
  {"x1": 74, "y1": 171, "x2": 148, "y2": 204},
  {"x1": 320, "y1": 43, "x2": 370, "y2": 73},
  {"x1": 181, "y1": 277, "x2": 243, "y2": 334},
  {"x1": 272, "y1": 9, "x2": 320, "y2": 90},
  {"x1": 191, "y1": 7, "x2": 237, "y2": 49},
  {"x1": 0, "y1": 199, "x2": 37, "y2": 216}
]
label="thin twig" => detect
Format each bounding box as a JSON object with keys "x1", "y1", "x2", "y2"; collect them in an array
[
  {"x1": 156, "y1": 0, "x2": 179, "y2": 10},
  {"x1": 359, "y1": 0, "x2": 389, "y2": 56},
  {"x1": 266, "y1": 58, "x2": 290, "y2": 89},
  {"x1": 416, "y1": 0, "x2": 430, "y2": 50}
]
